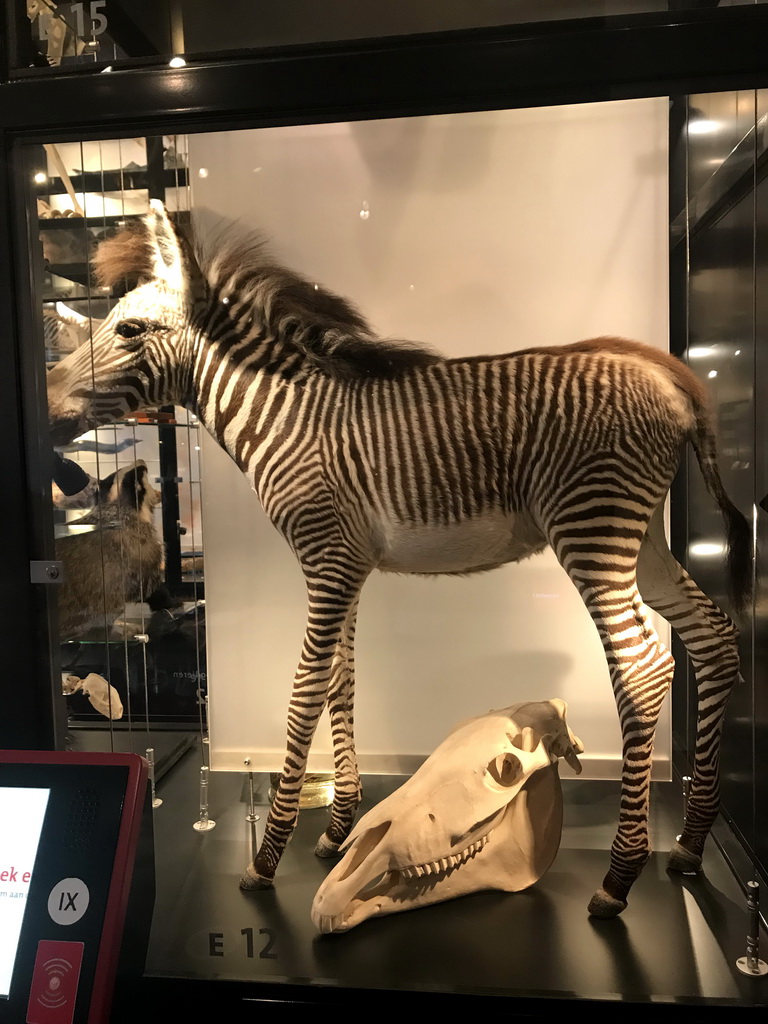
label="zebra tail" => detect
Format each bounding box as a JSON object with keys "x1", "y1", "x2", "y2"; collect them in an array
[{"x1": 690, "y1": 412, "x2": 753, "y2": 616}]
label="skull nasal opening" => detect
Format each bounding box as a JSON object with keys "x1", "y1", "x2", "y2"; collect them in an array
[{"x1": 339, "y1": 821, "x2": 392, "y2": 881}]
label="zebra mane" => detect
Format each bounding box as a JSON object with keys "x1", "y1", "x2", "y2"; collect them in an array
[
  {"x1": 199, "y1": 232, "x2": 442, "y2": 380},
  {"x1": 93, "y1": 218, "x2": 442, "y2": 380},
  {"x1": 92, "y1": 219, "x2": 155, "y2": 292}
]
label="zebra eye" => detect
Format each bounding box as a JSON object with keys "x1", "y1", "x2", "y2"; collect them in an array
[{"x1": 116, "y1": 318, "x2": 147, "y2": 340}]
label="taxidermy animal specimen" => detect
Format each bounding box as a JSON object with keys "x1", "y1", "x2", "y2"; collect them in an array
[
  {"x1": 312, "y1": 699, "x2": 583, "y2": 933},
  {"x1": 46, "y1": 202, "x2": 749, "y2": 918},
  {"x1": 62, "y1": 672, "x2": 124, "y2": 720},
  {"x1": 55, "y1": 461, "x2": 163, "y2": 638}
]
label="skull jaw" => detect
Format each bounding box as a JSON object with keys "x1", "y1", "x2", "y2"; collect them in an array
[{"x1": 312, "y1": 764, "x2": 563, "y2": 934}]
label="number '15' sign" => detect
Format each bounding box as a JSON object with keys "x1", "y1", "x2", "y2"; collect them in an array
[{"x1": 37, "y1": 2, "x2": 109, "y2": 40}]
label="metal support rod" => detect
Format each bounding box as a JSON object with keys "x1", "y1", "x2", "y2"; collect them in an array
[
  {"x1": 193, "y1": 764, "x2": 216, "y2": 832},
  {"x1": 736, "y1": 880, "x2": 768, "y2": 976},
  {"x1": 246, "y1": 771, "x2": 260, "y2": 824},
  {"x1": 682, "y1": 775, "x2": 692, "y2": 820},
  {"x1": 676, "y1": 774, "x2": 693, "y2": 842},
  {"x1": 156, "y1": 405, "x2": 184, "y2": 595},
  {"x1": 146, "y1": 747, "x2": 162, "y2": 809}
]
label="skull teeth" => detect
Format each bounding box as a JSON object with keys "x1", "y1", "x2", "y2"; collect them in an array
[{"x1": 400, "y1": 828, "x2": 494, "y2": 883}]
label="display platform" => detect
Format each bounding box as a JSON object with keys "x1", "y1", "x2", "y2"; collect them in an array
[
  {"x1": 66, "y1": 726, "x2": 196, "y2": 783},
  {"x1": 132, "y1": 750, "x2": 767, "y2": 1012}
]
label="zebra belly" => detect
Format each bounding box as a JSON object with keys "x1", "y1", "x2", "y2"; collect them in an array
[{"x1": 377, "y1": 510, "x2": 547, "y2": 574}]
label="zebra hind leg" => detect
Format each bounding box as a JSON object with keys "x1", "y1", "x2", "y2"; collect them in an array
[
  {"x1": 315, "y1": 594, "x2": 363, "y2": 858},
  {"x1": 636, "y1": 505, "x2": 741, "y2": 874},
  {"x1": 550, "y1": 521, "x2": 674, "y2": 918}
]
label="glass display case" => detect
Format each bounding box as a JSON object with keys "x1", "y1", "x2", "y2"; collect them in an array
[{"x1": 0, "y1": 4, "x2": 766, "y2": 1018}]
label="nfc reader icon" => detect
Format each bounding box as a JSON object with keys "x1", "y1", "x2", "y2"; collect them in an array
[
  {"x1": 26, "y1": 940, "x2": 84, "y2": 1024},
  {"x1": 37, "y1": 958, "x2": 72, "y2": 1009}
]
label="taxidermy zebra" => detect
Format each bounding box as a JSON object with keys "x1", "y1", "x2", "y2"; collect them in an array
[
  {"x1": 47, "y1": 202, "x2": 749, "y2": 919},
  {"x1": 55, "y1": 461, "x2": 163, "y2": 638}
]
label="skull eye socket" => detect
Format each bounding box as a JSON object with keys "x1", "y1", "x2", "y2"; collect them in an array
[
  {"x1": 116, "y1": 318, "x2": 147, "y2": 340},
  {"x1": 487, "y1": 752, "x2": 522, "y2": 788}
]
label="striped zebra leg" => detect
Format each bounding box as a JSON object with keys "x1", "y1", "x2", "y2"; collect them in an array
[
  {"x1": 636, "y1": 506, "x2": 741, "y2": 873},
  {"x1": 240, "y1": 569, "x2": 365, "y2": 890},
  {"x1": 315, "y1": 595, "x2": 363, "y2": 857},
  {"x1": 550, "y1": 523, "x2": 674, "y2": 918}
]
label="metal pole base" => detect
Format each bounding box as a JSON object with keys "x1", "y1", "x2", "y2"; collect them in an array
[
  {"x1": 736, "y1": 880, "x2": 767, "y2": 976},
  {"x1": 193, "y1": 817, "x2": 216, "y2": 832},
  {"x1": 146, "y1": 747, "x2": 163, "y2": 809},
  {"x1": 736, "y1": 956, "x2": 768, "y2": 977},
  {"x1": 193, "y1": 764, "x2": 216, "y2": 832}
]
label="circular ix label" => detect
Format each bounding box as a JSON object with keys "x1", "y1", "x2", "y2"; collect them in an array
[{"x1": 47, "y1": 878, "x2": 90, "y2": 925}]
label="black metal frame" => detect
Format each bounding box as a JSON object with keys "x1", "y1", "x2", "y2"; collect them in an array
[
  {"x1": 5, "y1": 7, "x2": 768, "y2": 134},
  {"x1": 2, "y1": 1, "x2": 768, "y2": 1013}
]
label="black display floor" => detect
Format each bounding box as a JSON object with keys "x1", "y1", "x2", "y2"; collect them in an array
[
  {"x1": 67, "y1": 723, "x2": 196, "y2": 781},
  {"x1": 136, "y1": 749, "x2": 767, "y2": 1012}
]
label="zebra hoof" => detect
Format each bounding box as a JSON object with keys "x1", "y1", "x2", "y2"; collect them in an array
[
  {"x1": 587, "y1": 888, "x2": 627, "y2": 919},
  {"x1": 239, "y1": 864, "x2": 274, "y2": 891},
  {"x1": 667, "y1": 839, "x2": 702, "y2": 874},
  {"x1": 314, "y1": 833, "x2": 341, "y2": 858}
]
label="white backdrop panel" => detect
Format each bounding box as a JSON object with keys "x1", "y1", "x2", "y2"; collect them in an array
[{"x1": 189, "y1": 98, "x2": 671, "y2": 778}]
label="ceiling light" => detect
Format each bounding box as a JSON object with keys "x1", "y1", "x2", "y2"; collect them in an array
[
  {"x1": 688, "y1": 119, "x2": 718, "y2": 135},
  {"x1": 689, "y1": 542, "x2": 725, "y2": 557}
]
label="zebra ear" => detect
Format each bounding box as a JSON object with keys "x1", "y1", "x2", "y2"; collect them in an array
[{"x1": 147, "y1": 199, "x2": 186, "y2": 291}]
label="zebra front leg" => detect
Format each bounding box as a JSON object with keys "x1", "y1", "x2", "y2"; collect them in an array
[
  {"x1": 315, "y1": 595, "x2": 363, "y2": 858},
  {"x1": 240, "y1": 573, "x2": 363, "y2": 890},
  {"x1": 636, "y1": 507, "x2": 741, "y2": 873}
]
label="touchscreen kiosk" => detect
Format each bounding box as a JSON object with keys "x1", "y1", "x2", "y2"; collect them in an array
[{"x1": 0, "y1": 752, "x2": 153, "y2": 1024}]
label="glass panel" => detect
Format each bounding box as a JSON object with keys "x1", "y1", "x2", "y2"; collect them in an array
[
  {"x1": 673, "y1": 89, "x2": 763, "y2": 894},
  {"x1": 17, "y1": 1, "x2": 173, "y2": 71},
  {"x1": 11, "y1": 1, "x2": 768, "y2": 74},
  {"x1": 191, "y1": 101, "x2": 672, "y2": 778},
  {"x1": 32, "y1": 136, "x2": 206, "y2": 753}
]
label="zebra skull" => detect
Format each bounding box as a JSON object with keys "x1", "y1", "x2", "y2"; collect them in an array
[{"x1": 311, "y1": 698, "x2": 583, "y2": 934}]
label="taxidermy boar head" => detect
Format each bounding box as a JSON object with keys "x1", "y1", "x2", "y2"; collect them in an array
[
  {"x1": 55, "y1": 461, "x2": 162, "y2": 638},
  {"x1": 311, "y1": 699, "x2": 583, "y2": 934}
]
